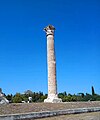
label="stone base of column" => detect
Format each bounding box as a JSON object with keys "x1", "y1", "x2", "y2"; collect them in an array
[{"x1": 44, "y1": 95, "x2": 62, "y2": 103}]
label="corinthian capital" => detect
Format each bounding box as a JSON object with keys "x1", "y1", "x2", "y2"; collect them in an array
[{"x1": 44, "y1": 25, "x2": 55, "y2": 36}]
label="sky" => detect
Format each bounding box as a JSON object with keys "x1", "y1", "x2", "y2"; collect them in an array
[{"x1": 0, "y1": 0, "x2": 100, "y2": 95}]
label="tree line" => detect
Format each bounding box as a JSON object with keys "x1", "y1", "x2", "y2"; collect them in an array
[{"x1": 5, "y1": 86, "x2": 100, "y2": 103}]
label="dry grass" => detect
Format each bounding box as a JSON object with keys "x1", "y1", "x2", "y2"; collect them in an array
[{"x1": 0, "y1": 101, "x2": 100, "y2": 115}]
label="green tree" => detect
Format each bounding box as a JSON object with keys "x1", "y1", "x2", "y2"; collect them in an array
[
  {"x1": 6, "y1": 94, "x2": 13, "y2": 103},
  {"x1": 92, "y1": 86, "x2": 95, "y2": 96},
  {"x1": 12, "y1": 93, "x2": 23, "y2": 103},
  {"x1": 71, "y1": 94, "x2": 77, "y2": 101},
  {"x1": 24, "y1": 90, "x2": 33, "y2": 95},
  {"x1": 66, "y1": 95, "x2": 72, "y2": 102}
]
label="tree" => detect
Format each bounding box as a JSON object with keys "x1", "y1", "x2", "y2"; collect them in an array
[
  {"x1": 12, "y1": 93, "x2": 23, "y2": 103},
  {"x1": 78, "y1": 93, "x2": 84, "y2": 98},
  {"x1": 6, "y1": 94, "x2": 13, "y2": 103},
  {"x1": 24, "y1": 90, "x2": 33, "y2": 95},
  {"x1": 92, "y1": 86, "x2": 95, "y2": 96},
  {"x1": 0, "y1": 88, "x2": 2, "y2": 93}
]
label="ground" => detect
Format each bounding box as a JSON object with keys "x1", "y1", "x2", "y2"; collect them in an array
[
  {"x1": 36, "y1": 112, "x2": 100, "y2": 120},
  {"x1": 0, "y1": 101, "x2": 100, "y2": 115}
]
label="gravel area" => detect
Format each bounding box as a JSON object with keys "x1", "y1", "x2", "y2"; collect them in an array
[
  {"x1": 0, "y1": 101, "x2": 100, "y2": 115},
  {"x1": 36, "y1": 112, "x2": 100, "y2": 120}
]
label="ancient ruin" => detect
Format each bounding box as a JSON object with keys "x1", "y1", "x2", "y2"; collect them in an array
[
  {"x1": 0, "y1": 88, "x2": 9, "y2": 104},
  {"x1": 44, "y1": 25, "x2": 62, "y2": 103}
]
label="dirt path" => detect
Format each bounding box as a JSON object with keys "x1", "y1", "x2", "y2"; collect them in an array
[{"x1": 36, "y1": 112, "x2": 100, "y2": 120}]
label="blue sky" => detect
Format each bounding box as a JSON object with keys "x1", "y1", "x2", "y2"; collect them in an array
[{"x1": 0, "y1": 0, "x2": 100, "y2": 95}]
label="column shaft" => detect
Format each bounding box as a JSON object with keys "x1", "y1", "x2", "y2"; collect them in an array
[
  {"x1": 44, "y1": 25, "x2": 62, "y2": 103},
  {"x1": 47, "y1": 35, "x2": 57, "y2": 97}
]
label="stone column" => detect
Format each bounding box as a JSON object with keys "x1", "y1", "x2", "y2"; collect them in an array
[{"x1": 44, "y1": 25, "x2": 62, "y2": 103}]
